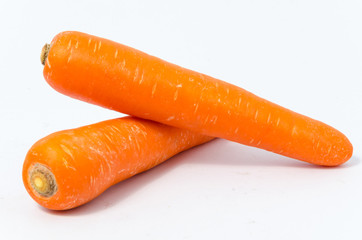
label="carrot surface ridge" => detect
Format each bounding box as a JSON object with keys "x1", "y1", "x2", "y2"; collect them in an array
[
  {"x1": 23, "y1": 117, "x2": 213, "y2": 210},
  {"x1": 42, "y1": 31, "x2": 353, "y2": 166}
]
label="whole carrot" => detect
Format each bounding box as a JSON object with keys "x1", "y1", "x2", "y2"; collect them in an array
[
  {"x1": 23, "y1": 117, "x2": 213, "y2": 210},
  {"x1": 41, "y1": 31, "x2": 353, "y2": 166}
]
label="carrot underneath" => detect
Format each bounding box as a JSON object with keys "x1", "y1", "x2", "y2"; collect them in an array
[
  {"x1": 23, "y1": 117, "x2": 213, "y2": 210},
  {"x1": 42, "y1": 31, "x2": 353, "y2": 166}
]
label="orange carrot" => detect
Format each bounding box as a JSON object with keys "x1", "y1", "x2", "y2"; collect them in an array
[
  {"x1": 23, "y1": 117, "x2": 213, "y2": 210},
  {"x1": 41, "y1": 31, "x2": 353, "y2": 166}
]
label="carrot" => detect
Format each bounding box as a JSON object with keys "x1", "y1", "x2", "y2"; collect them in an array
[
  {"x1": 22, "y1": 117, "x2": 213, "y2": 210},
  {"x1": 41, "y1": 31, "x2": 353, "y2": 166}
]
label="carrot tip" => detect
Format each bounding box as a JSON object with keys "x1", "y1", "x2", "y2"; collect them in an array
[
  {"x1": 40, "y1": 43, "x2": 50, "y2": 65},
  {"x1": 28, "y1": 163, "x2": 57, "y2": 198}
]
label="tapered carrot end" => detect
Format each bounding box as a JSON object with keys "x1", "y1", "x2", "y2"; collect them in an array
[
  {"x1": 337, "y1": 140, "x2": 354, "y2": 166},
  {"x1": 322, "y1": 134, "x2": 353, "y2": 167}
]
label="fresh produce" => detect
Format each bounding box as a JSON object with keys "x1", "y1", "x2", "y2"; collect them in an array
[
  {"x1": 23, "y1": 117, "x2": 213, "y2": 210},
  {"x1": 41, "y1": 31, "x2": 353, "y2": 166}
]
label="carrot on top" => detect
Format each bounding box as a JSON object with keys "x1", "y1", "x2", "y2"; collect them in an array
[{"x1": 41, "y1": 31, "x2": 353, "y2": 166}]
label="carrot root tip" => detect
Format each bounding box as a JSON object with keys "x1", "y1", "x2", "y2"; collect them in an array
[
  {"x1": 40, "y1": 43, "x2": 50, "y2": 65},
  {"x1": 28, "y1": 163, "x2": 57, "y2": 198}
]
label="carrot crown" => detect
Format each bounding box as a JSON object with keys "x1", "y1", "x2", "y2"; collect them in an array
[
  {"x1": 28, "y1": 163, "x2": 57, "y2": 198},
  {"x1": 40, "y1": 43, "x2": 50, "y2": 65}
]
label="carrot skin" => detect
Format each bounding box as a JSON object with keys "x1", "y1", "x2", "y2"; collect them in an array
[
  {"x1": 22, "y1": 117, "x2": 213, "y2": 210},
  {"x1": 43, "y1": 31, "x2": 353, "y2": 166}
]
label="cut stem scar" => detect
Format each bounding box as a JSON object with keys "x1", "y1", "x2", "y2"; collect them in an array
[
  {"x1": 28, "y1": 163, "x2": 57, "y2": 197},
  {"x1": 40, "y1": 43, "x2": 51, "y2": 65}
]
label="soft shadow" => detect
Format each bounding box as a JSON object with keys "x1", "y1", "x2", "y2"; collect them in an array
[
  {"x1": 40, "y1": 138, "x2": 359, "y2": 215},
  {"x1": 185, "y1": 139, "x2": 360, "y2": 169},
  {"x1": 39, "y1": 172, "x2": 156, "y2": 216}
]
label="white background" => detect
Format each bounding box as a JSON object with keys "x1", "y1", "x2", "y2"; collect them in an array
[{"x1": 1, "y1": 0, "x2": 361, "y2": 239}]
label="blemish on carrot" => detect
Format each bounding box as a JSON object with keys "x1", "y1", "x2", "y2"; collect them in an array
[
  {"x1": 62, "y1": 157, "x2": 75, "y2": 171},
  {"x1": 104, "y1": 134, "x2": 112, "y2": 142},
  {"x1": 151, "y1": 83, "x2": 157, "y2": 97},
  {"x1": 134, "y1": 138, "x2": 140, "y2": 151},
  {"x1": 211, "y1": 116, "x2": 218, "y2": 124},
  {"x1": 60, "y1": 144, "x2": 74, "y2": 160},
  {"x1": 90, "y1": 176, "x2": 94, "y2": 188},
  {"x1": 204, "y1": 115, "x2": 210, "y2": 125},
  {"x1": 133, "y1": 67, "x2": 139, "y2": 82},
  {"x1": 67, "y1": 40, "x2": 71, "y2": 50},
  {"x1": 276, "y1": 118, "x2": 280, "y2": 126},
  {"x1": 194, "y1": 103, "x2": 199, "y2": 113},
  {"x1": 121, "y1": 59, "x2": 126, "y2": 68},
  {"x1": 111, "y1": 125, "x2": 121, "y2": 134},
  {"x1": 267, "y1": 113, "x2": 271, "y2": 123},
  {"x1": 139, "y1": 71, "x2": 144, "y2": 84},
  {"x1": 46, "y1": 60, "x2": 51, "y2": 69},
  {"x1": 166, "y1": 116, "x2": 175, "y2": 121},
  {"x1": 114, "y1": 50, "x2": 118, "y2": 58},
  {"x1": 327, "y1": 145, "x2": 332, "y2": 154}
]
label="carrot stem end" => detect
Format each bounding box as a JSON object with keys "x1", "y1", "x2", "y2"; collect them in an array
[
  {"x1": 40, "y1": 43, "x2": 50, "y2": 65},
  {"x1": 28, "y1": 163, "x2": 57, "y2": 198}
]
